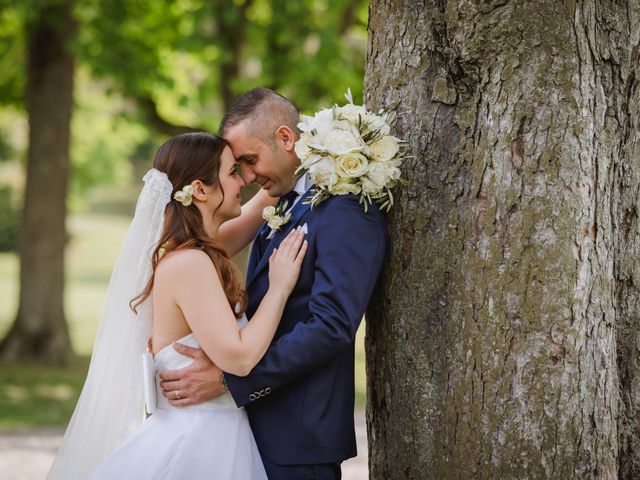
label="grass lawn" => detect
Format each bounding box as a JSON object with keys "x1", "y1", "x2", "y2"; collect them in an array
[
  {"x1": 0, "y1": 213, "x2": 130, "y2": 429},
  {"x1": 0, "y1": 212, "x2": 368, "y2": 430},
  {"x1": 0, "y1": 358, "x2": 90, "y2": 429}
]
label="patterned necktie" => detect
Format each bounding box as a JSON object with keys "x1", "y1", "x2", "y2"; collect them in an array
[{"x1": 277, "y1": 190, "x2": 299, "y2": 211}]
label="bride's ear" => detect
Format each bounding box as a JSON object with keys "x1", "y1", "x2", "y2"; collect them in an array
[{"x1": 190, "y1": 180, "x2": 208, "y2": 202}]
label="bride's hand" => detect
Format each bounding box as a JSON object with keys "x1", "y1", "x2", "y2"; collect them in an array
[{"x1": 268, "y1": 229, "x2": 307, "y2": 296}]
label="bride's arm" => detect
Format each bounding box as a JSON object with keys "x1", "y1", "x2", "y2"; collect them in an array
[
  {"x1": 216, "y1": 188, "x2": 277, "y2": 257},
  {"x1": 168, "y1": 232, "x2": 306, "y2": 376}
]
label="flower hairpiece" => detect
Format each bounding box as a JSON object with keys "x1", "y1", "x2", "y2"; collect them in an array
[{"x1": 173, "y1": 185, "x2": 194, "y2": 206}]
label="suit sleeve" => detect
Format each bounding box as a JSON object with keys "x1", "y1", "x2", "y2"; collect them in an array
[{"x1": 224, "y1": 195, "x2": 388, "y2": 407}]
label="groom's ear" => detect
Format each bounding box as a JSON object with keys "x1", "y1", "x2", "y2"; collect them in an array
[{"x1": 275, "y1": 126, "x2": 296, "y2": 152}]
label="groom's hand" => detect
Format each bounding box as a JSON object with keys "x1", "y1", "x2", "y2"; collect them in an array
[{"x1": 158, "y1": 343, "x2": 227, "y2": 407}]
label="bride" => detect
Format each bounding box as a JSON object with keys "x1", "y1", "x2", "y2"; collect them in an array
[{"x1": 47, "y1": 132, "x2": 307, "y2": 479}]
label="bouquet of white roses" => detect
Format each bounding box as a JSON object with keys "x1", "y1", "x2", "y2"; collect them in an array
[{"x1": 294, "y1": 89, "x2": 406, "y2": 212}]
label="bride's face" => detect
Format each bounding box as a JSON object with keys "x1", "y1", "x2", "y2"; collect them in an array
[{"x1": 212, "y1": 146, "x2": 245, "y2": 222}]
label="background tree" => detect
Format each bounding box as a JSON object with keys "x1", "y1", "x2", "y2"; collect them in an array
[
  {"x1": 0, "y1": 0, "x2": 76, "y2": 364},
  {"x1": 365, "y1": 1, "x2": 640, "y2": 478}
]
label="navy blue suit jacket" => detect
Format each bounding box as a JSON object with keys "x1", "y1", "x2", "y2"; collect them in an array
[{"x1": 225, "y1": 188, "x2": 388, "y2": 466}]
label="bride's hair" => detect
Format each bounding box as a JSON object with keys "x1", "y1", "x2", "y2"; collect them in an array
[{"x1": 131, "y1": 132, "x2": 247, "y2": 317}]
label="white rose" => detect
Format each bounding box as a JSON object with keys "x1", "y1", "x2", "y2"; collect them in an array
[
  {"x1": 173, "y1": 185, "x2": 194, "y2": 206},
  {"x1": 267, "y1": 216, "x2": 285, "y2": 230},
  {"x1": 361, "y1": 177, "x2": 381, "y2": 195},
  {"x1": 337, "y1": 103, "x2": 368, "y2": 126},
  {"x1": 363, "y1": 113, "x2": 390, "y2": 135},
  {"x1": 297, "y1": 115, "x2": 313, "y2": 133},
  {"x1": 319, "y1": 120, "x2": 364, "y2": 156},
  {"x1": 262, "y1": 206, "x2": 276, "y2": 219},
  {"x1": 369, "y1": 135, "x2": 399, "y2": 162},
  {"x1": 308, "y1": 156, "x2": 338, "y2": 187},
  {"x1": 294, "y1": 132, "x2": 314, "y2": 160},
  {"x1": 298, "y1": 109, "x2": 334, "y2": 135},
  {"x1": 367, "y1": 162, "x2": 392, "y2": 188},
  {"x1": 331, "y1": 180, "x2": 361, "y2": 195},
  {"x1": 336, "y1": 152, "x2": 369, "y2": 179}
]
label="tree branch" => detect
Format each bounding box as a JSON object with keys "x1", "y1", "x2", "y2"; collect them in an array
[{"x1": 136, "y1": 96, "x2": 207, "y2": 137}]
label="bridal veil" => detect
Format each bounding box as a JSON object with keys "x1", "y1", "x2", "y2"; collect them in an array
[{"x1": 47, "y1": 169, "x2": 172, "y2": 479}]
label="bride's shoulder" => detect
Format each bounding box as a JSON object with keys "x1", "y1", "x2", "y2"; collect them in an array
[{"x1": 156, "y1": 248, "x2": 215, "y2": 279}]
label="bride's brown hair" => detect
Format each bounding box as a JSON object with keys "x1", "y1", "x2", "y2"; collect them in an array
[{"x1": 131, "y1": 132, "x2": 247, "y2": 317}]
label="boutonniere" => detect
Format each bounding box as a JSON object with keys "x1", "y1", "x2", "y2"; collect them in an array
[{"x1": 262, "y1": 200, "x2": 292, "y2": 235}]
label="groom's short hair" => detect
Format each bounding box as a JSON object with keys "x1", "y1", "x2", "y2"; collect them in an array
[{"x1": 219, "y1": 88, "x2": 299, "y2": 146}]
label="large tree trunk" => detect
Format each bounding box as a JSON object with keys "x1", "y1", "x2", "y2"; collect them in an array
[
  {"x1": 614, "y1": 27, "x2": 640, "y2": 479},
  {"x1": 213, "y1": 0, "x2": 254, "y2": 111},
  {"x1": 0, "y1": 1, "x2": 76, "y2": 365},
  {"x1": 365, "y1": 1, "x2": 640, "y2": 478}
]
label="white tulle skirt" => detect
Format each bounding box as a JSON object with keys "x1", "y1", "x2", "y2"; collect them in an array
[
  {"x1": 90, "y1": 404, "x2": 267, "y2": 479},
  {"x1": 86, "y1": 332, "x2": 266, "y2": 480}
]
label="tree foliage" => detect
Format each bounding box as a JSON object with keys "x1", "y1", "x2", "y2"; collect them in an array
[
  {"x1": 0, "y1": 0, "x2": 368, "y2": 194},
  {"x1": 0, "y1": 0, "x2": 368, "y2": 361}
]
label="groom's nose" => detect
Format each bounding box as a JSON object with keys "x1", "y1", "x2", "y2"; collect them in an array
[{"x1": 241, "y1": 166, "x2": 256, "y2": 184}]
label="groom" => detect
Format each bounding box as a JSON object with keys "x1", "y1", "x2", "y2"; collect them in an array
[{"x1": 161, "y1": 88, "x2": 388, "y2": 479}]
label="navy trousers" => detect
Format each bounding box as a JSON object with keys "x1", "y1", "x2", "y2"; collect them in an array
[{"x1": 261, "y1": 457, "x2": 341, "y2": 480}]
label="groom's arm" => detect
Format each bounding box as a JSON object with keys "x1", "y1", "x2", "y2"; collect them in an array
[{"x1": 224, "y1": 195, "x2": 388, "y2": 407}]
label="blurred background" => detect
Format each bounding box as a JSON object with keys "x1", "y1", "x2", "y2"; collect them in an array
[{"x1": 0, "y1": 0, "x2": 369, "y2": 440}]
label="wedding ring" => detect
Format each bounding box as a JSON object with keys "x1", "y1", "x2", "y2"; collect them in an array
[{"x1": 175, "y1": 390, "x2": 181, "y2": 400}]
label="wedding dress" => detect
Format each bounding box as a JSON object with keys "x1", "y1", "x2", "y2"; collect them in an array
[
  {"x1": 47, "y1": 169, "x2": 267, "y2": 479},
  {"x1": 90, "y1": 330, "x2": 267, "y2": 480}
]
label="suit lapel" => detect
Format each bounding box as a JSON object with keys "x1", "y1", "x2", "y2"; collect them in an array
[
  {"x1": 247, "y1": 186, "x2": 314, "y2": 289},
  {"x1": 245, "y1": 221, "x2": 271, "y2": 283}
]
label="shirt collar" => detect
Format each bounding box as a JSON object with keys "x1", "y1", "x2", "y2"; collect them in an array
[{"x1": 292, "y1": 173, "x2": 311, "y2": 197}]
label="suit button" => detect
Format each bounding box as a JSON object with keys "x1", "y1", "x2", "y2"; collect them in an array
[
  {"x1": 265, "y1": 387, "x2": 271, "y2": 395},
  {"x1": 259, "y1": 389, "x2": 265, "y2": 397},
  {"x1": 249, "y1": 393, "x2": 256, "y2": 401}
]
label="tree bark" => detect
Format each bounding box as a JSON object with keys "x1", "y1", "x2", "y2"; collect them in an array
[
  {"x1": 614, "y1": 27, "x2": 640, "y2": 480},
  {"x1": 0, "y1": 1, "x2": 76, "y2": 364},
  {"x1": 365, "y1": 1, "x2": 640, "y2": 478}
]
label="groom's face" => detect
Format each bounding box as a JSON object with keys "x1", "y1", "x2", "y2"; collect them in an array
[{"x1": 224, "y1": 122, "x2": 298, "y2": 198}]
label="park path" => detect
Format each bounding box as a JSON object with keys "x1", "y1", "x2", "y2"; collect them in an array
[{"x1": 0, "y1": 409, "x2": 368, "y2": 480}]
